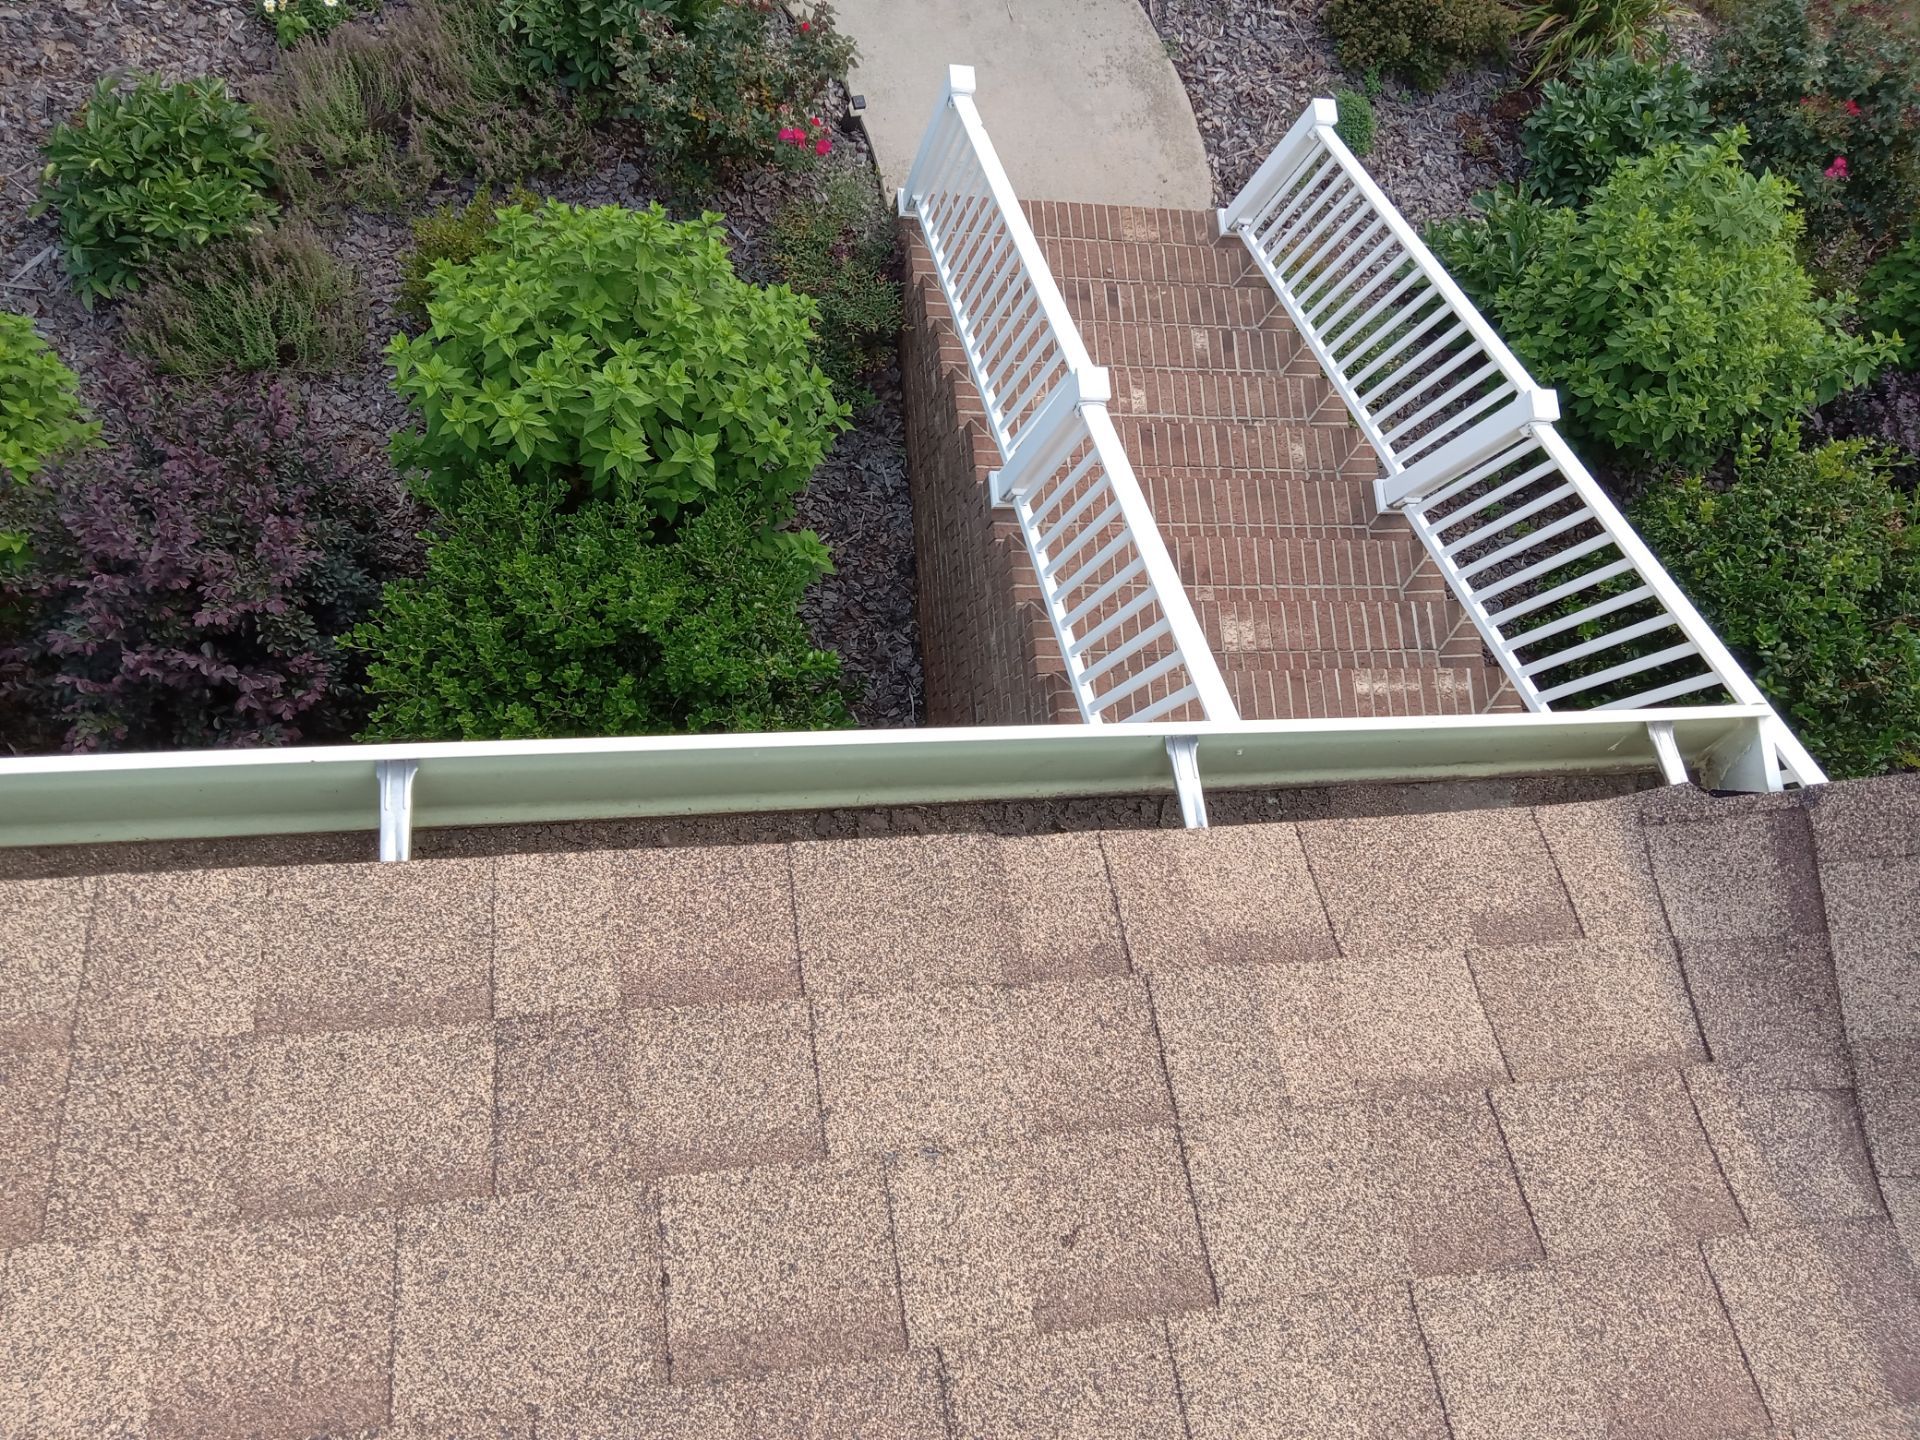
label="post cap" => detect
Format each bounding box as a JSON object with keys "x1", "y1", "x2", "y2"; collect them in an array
[{"x1": 948, "y1": 65, "x2": 978, "y2": 95}]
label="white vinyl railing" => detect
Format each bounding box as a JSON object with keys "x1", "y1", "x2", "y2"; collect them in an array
[
  {"x1": 1220, "y1": 98, "x2": 1824, "y2": 789},
  {"x1": 901, "y1": 65, "x2": 1237, "y2": 739}
]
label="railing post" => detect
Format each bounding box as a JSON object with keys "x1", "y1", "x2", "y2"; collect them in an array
[
  {"x1": 990, "y1": 366, "x2": 1111, "y2": 507},
  {"x1": 900, "y1": 64, "x2": 976, "y2": 218},
  {"x1": 376, "y1": 759, "x2": 419, "y2": 862},
  {"x1": 1219, "y1": 98, "x2": 1338, "y2": 237},
  {"x1": 1699, "y1": 719, "x2": 1784, "y2": 794}
]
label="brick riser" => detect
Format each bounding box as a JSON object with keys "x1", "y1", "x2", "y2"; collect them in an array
[{"x1": 901, "y1": 201, "x2": 1521, "y2": 722}]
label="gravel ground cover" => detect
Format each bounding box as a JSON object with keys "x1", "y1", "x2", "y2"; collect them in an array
[{"x1": 0, "y1": 0, "x2": 923, "y2": 735}]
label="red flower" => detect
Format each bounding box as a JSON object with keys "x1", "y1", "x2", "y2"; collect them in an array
[
  {"x1": 1825, "y1": 155, "x2": 1850, "y2": 180},
  {"x1": 815, "y1": 136, "x2": 832, "y2": 155},
  {"x1": 799, "y1": 18, "x2": 810, "y2": 29},
  {"x1": 1845, "y1": 99, "x2": 1863, "y2": 116},
  {"x1": 778, "y1": 126, "x2": 803, "y2": 143}
]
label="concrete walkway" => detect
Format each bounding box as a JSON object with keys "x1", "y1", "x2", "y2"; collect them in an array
[{"x1": 831, "y1": 0, "x2": 1213, "y2": 210}]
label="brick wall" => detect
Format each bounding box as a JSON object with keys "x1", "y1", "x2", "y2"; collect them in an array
[{"x1": 900, "y1": 223, "x2": 1076, "y2": 727}]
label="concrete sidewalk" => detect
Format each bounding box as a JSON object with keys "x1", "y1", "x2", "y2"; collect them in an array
[{"x1": 830, "y1": 0, "x2": 1212, "y2": 210}]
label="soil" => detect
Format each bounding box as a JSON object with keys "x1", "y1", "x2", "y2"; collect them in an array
[{"x1": 0, "y1": 0, "x2": 923, "y2": 737}]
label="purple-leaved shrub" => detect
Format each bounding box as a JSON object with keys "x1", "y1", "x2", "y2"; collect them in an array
[{"x1": 0, "y1": 361, "x2": 418, "y2": 753}]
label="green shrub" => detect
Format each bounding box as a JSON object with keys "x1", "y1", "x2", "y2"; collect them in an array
[
  {"x1": 1863, "y1": 231, "x2": 1920, "y2": 369},
  {"x1": 1521, "y1": 51, "x2": 1707, "y2": 205},
  {"x1": 614, "y1": 1, "x2": 857, "y2": 188},
  {"x1": 500, "y1": 0, "x2": 720, "y2": 92},
  {"x1": 259, "y1": 0, "x2": 380, "y2": 47},
  {"x1": 396, "y1": 186, "x2": 538, "y2": 325},
  {"x1": 350, "y1": 463, "x2": 849, "y2": 740},
  {"x1": 1430, "y1": 131, "x2": 1897, "y2": 466},
  {"x1": 34, "y1": 77, "x2": 278, "y2": 305},
  {"x1": 0, "y1": 315, "x2": 99, "y2": 566},
  {"x1": 124, "y1": 223, "x2": 365, "y2": 377},
  {"x1": 1633, "y1": 428, "x2": 1920, "y2": 777},
  {"x1": 0, "y1": 314, "x2": 99, "y2": 484},
  {"x1": 389, "y1": 199, "x2": 848, "y2": 522},
  {"x1": 1703, "y1": 0, "x2": 1920, "y2": 241},
  {"x1": 768, "y1": 174, "x2": 901, "y2": 407},
  {"x1": 1517, "y1": 0, "x2": 1672, "y2": 82},
  {"x1": 256, "y1": 0, "x2": 582, "y2": 210},
  {"x1": 1323, "y1": 0, "x2": 1516, "y2": 93},
  {"x1": 1333, "y1": 88, "x2": 1376, "y2": 156}
]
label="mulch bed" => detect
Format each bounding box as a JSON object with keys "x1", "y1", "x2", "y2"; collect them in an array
[
  {"x1": 1136, "y1": 0, "x2": 1720, "y2": 228},
  {"x1": 0, "y1": 0, "x2": 924, "y2": 734}
]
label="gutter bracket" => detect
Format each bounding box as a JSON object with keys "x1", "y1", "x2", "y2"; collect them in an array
[
  {"x1": 1165, "y1": 735, "x2": 1209, "y2": 830},
  {"x1": 1646, "y1": 721, "x2": 1687, "y2": 787},
  {"x1": 376, "y1": 759, "x2": 420, "y2": 863}
]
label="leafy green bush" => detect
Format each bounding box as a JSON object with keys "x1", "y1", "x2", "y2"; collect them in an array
[
  {"x1": 1633, "y1": 428, "x2": 1920, "y2": 777},
  {"x1": 396, "y1": 186, "x2": 537, "y2": 325},
  {"x1": 256, "y1": 0, "x2": 582, "y2": 209},
  {"x1": 350, "y1": 463, "x2": 849, "y2": 740},
  {"x1": 500, "y1": 0, "x2": 719, "y2": 92},
  {"x1": 1323, "y1": 0, "x2": 1515, "y2": 93},
  {"x1": 1521, "y1": 51, "x2": 1707, "y2": 205},
  {"x1": 388, "y1": 199, "x2": 848, "y2": 521},
  {"x1": 1517, "y1": 0, "x2": 1671, "y2": 82},
  {"x1": 614, "y1": 1, "x2": 857, "y2": 187},
  {"x1": 1863, "y1": 231, "x2": 1920, "y2": 369},
  {"x1": 1703, "y1": 0, "x2": 1920, "y2": 240},
  {"x1": 1333, "y1": 88, "x2": 1376, "y2": 156},
  {"x1": 34, "y1": 77, "x2": 278, "y2": 305},
  {"x1": 1431, "y1": 131, "x2": 1896, "y2": 466},
  {"x1": 260, "y1": 0, "x2": 379, "y2": 47},
  {"x1": 0, "y1": 314, "x2": 99, "y2": 484},
  {"x1": 0, "y1": 315, "x2": 99, "y2": 567},
  {"x1": 125, "y1": 222, "x2": 365, "y2": 377},
  {"x1": 768, "y1": 174, "x2": 901, "y2": 407}
]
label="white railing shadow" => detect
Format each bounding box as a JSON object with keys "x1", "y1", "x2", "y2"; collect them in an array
[{"x1": 1219, "y1": 99, "x2": 1823, "y2": 791}]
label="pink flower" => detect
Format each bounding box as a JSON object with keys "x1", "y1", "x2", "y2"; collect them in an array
[
  {"x1": 1845, "y1": 99, "x2": 1862, "y2": 116},
  {"x1": 1825, "y1": 155, "x2": 1850, "y2": 180},
  {"x1": 779, "y1": 125, "x2": 803, "y2": 142},
  {"x1": 799, "y1": 18, "x2": 810, "y2": 29},
  {"x1": 815, "y1": 136, "x2": 832, "y2": 155}
]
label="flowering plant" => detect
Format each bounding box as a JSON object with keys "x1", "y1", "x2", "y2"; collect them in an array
[
  {"x1": 1704, "y1": 0, "x2": 1920, "y2": 239},
  {"x1": 612, "y1": 0, "x2": 856, "y2": 187}
]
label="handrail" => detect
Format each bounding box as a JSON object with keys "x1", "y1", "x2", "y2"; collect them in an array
[
  {"x1": 902, "y1": 65, "x2": 1238, "y2": 729},
  {"x1": 1219, "y1": 99, "x2": 1825, "y2": 790}
]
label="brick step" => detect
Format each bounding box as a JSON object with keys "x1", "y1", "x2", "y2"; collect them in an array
[
  {"x1": 1077, "y1": 320, "x2": 1306, "y2": 376},
  {"x1": 1134, "y1": 467, "x2": 1379, "y2": 531},
  {"x1": 1116, "y1": 416, "x2": 1370, "y2": 478},
  {"x1": 1168, "y1": 530, "x2": 1432, "y2": 595},
  {"x1": 1195, "y1": 596, "x2": 1481, "y2": 660},
  {"x1": 1105, "y1": 365, "x2": 1345, "y2": 426},
  {"x1": 1221, "y1": 660, "x2": 1517, "y2": 720},
  {"x1": 1055, "y1": 273, "x2": 1284, "y2": 332},
  {"x1": 1034, "y1": 231, "x2": 1256, "y2": 288},
  {"x1": 1023, "y1": 200, "x2": 1220, "y2": 247}
]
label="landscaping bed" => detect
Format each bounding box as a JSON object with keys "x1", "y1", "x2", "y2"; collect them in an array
[{"x1": 0, "y1": 0, "x2": 922, "y2": 753}]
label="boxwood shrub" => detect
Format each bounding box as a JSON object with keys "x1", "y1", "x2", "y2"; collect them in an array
[
  {"x1": 1633, "y1": 428, "x2": 1920, "y2": 778},
  {"x1": 351, "y1": 463, "x2": 850, "y2": 740}
]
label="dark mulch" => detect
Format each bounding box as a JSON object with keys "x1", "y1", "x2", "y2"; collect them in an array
[
  {"x1": 0, "y1": 0, "x2": 923, "y2": 738},
  {"x1": 1136, "y1": 0, "x2": 1722, "y2": 228}
]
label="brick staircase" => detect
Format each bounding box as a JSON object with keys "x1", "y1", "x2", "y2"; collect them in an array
[{"x1": 902, "y1": 201, "x2": 1523, "y2": 723}]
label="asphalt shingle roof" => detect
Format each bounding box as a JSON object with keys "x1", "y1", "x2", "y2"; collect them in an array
[{"x1": 2, "y1": 776, "x2": 1918, "y2": 1437}]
